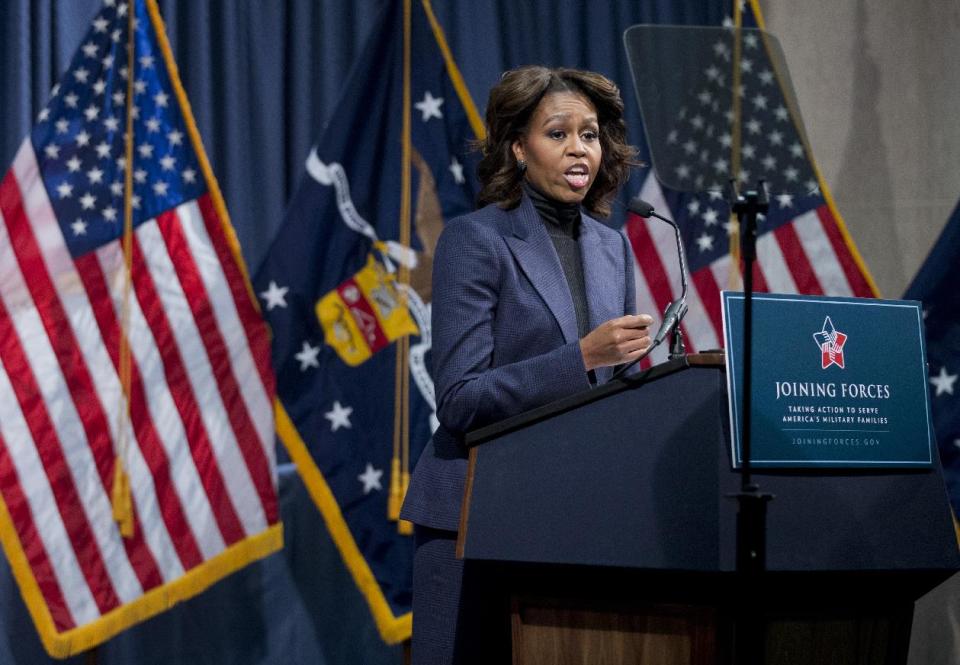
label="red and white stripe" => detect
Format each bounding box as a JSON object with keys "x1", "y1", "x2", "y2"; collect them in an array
[
  {"x1": 627, "y1": 173, "x2": 874, "y2": 358},
  {"x1": 0, "y1": 140, "x2": 277, "y2": 632}
]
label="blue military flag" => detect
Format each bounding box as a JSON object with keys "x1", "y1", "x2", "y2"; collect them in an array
[
  {"x1": 905, "y1": 200, "x2": 960, "y2": 519},
  {"x1": 253, "y1": 0, "x2": 482, "y2": 642}
]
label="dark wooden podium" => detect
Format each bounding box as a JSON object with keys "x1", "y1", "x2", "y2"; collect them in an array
[{"x1": 457, "y1": 354, "x2": 959, "y2": 664}]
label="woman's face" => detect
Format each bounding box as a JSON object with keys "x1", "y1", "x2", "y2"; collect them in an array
[{"x1": 512, "y1": 91, "x2": 602, "y2": 205}]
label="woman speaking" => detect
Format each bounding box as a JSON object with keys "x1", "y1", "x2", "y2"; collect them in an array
[{"x1": 401, "y1": 65, "x2": 653, "y2": 664}]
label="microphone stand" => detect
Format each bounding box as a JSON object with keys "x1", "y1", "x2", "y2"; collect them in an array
[
  {"x1": 728, "y1": 181, "x2": 774, "y2": 665},
  {"x1": 668, "y1": 322, "x2": 686, "y2": 360}
]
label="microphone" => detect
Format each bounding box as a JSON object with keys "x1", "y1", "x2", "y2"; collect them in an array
[
  {"x1": 627, "y1": 198, "x2": 655, "y2": 218},
  {"x1": 612, "y1": 197, "x2": 688, "y2": 379},
  {"x1": 629, "y1": 195, "x2": 688, "y2": 351}
]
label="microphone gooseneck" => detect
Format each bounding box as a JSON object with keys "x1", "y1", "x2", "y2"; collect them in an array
[
  {"x1": 627, "y1": 197, "x2": 688, "y2": 304},
  {"x1": 612, "y1": 198, "x2": 689, "y2": 379}
]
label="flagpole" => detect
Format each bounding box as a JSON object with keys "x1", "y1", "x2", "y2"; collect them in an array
[
  {"x1": 726, "y1": 1, "x2": 744, "y2": 291},
  {"x1": 731, "y1": 0, "x2": 743, "y2": 187}
]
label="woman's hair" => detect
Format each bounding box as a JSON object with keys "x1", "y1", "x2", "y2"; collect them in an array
[{"x1": 475, "y1": 66, "x2": 639, "y2": 218}]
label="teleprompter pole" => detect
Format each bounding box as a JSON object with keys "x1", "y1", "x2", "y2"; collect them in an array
[{"x1": 728, "y1": 182, "x2": 774, "y2": 665}]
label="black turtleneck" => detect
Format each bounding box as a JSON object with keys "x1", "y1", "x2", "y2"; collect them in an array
[{"x1": 523, "y1": 181, "x2": 592, "y2": 344}]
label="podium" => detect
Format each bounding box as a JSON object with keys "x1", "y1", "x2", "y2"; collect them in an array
[{"x1": 457, "y1": 355, "x2": 960, "y2": 664}]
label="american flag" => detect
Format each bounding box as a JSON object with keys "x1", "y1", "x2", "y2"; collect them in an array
[
  {"x1": 625, "y1": 16, "x2": 877, "y2": 363},
  {"x1": 0, "y1": 0, "x2": 280, "y2": 657}
]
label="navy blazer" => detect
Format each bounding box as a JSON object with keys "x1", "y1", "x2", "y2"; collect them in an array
[{"x1": 401, "y1": 192, "x2": 637, "y2": 531}]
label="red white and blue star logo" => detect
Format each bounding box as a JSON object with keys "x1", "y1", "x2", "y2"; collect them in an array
[{"x1": 813, "y1": 316, "x2": 847, "y2": 369}]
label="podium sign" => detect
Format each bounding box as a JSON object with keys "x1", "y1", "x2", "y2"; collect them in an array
[{"x1": 722, "y1": 292, "x2": 935, "y2": 468}]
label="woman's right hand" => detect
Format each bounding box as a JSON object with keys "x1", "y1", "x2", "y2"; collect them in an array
[{"x1": 579, "y1": 314, "x2": 654, "y2": 370}]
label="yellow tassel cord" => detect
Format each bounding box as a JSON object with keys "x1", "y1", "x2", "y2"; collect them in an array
[
  {"x1": 387, "y1": 457, "x2": 403, "y2": 521},
  {"x1": 110, "y1": 0, "x2": 140, "y2": 539},
  {"x1": 397, "y1": 334, "x2": 413, "y2": 536},
  {"x1": 397, "y1": 470, "x2": 413, "y2": 536},
  {"x1": 387, "y1": 339, "x2": 409, "y2": 526},
  {"x1": 386, "y1": 0, "x2": 414, "y2": 535},
  {"x1": 110, "y1": 463, "x2": 133, "y2": 538}
]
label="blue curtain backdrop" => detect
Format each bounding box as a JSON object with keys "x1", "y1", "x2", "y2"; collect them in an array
[
  {"x1": 0, "y1": 1, "x2": 725, "y2": 664},
  {"x1": 2, "y1": 0, "x2": 723, "y2": 270}
]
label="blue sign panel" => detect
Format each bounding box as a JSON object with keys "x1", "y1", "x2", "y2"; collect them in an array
[{"x1": 722, "y1": 292, "x2": 934, "y2": 468}]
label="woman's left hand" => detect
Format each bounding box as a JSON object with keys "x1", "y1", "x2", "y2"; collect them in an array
[{"x1": 579, "y1": 314, "x2": 654, "y2": 370}]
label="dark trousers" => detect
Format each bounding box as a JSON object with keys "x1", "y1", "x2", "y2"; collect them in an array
[{"x1": 411, "y1": 526, "x2": 509, "y2": 665}]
